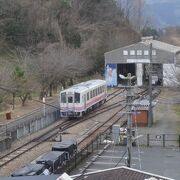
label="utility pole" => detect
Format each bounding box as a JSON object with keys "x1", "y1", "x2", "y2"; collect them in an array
[
  {"x1": 119, "y1": 73, "x2": 135, "y2": 167},
  {"x1": 126, "y1": 73, "x2": 133, "y2": 168},
  {"x1": 148, "y1": 43, "x2": 153, "y2": 127},
  {"x1": 43, "y1": 97, "x2": 46, "y2": 117}
]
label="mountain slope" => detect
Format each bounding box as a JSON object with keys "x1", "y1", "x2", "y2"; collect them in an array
[{"x1": 146, "y1": 0, "x2": 180, "y2": 27}]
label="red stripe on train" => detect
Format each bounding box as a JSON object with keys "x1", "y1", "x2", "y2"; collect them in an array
[{"x1": 60, "y1": 94, "x2": 106, "y2": 111}]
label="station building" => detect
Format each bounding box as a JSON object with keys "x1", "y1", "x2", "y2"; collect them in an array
[{"x1": 104, "y1": 36, "x2": 180, "y2": 87}]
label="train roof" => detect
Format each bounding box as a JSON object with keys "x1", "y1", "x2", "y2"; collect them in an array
[
  {"x1": 61, "y1": 79, "x2": 106, "y2": 93},
  {"x1": 36, "y1": 151, "x2": 65, "y2": 164},
  {"x1": 52, "y1": 140, "x2": 76, "y2": 149}
]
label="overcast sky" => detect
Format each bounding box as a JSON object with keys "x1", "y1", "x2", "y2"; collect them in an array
[{"x1": 146, "y1": 0, "x2": 179, "y2": 4}]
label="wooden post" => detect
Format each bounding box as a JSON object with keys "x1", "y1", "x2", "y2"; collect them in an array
[
  {"x1": 147, "y1": 134, "x2": 150, "y2": 146},
  {"x1": 92, "y1": 140, "x2": 94, "y2": 153},
  {"x1": 163, "y1": 134, "x2": 165, "y2": 147}
]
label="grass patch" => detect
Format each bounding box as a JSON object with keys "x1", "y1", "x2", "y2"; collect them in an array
[
  {"x1": 173, "y1": 105, "x2": 180, "y2": 117},
  {"x1": 173, "y1": 105, "x2": 180, "y2": 134},
  {"x1": 152, "y1": 119, "x2": 160, "y2": 127},
  {"x1": 0, "y1": 112, "x2": 5, "y2": 121}
]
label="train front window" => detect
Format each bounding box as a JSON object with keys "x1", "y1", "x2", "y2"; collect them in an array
[
  {"x1": 68, "y1": 96, "x2": 73, "y2": 103},
  {"x1": 75, "y1": 93, "x2": 80, "y2": 103},
  {"x1": 61, "y1": 92, "x2": 66, "y2": 103}
]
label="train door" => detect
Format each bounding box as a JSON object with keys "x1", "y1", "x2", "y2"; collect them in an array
[
  {"x1": 66, "y1": 93, "x2": 75, "y2": 112},
  {"x1": 83, "y1": 94, "x2": 86, "y2": 110}
]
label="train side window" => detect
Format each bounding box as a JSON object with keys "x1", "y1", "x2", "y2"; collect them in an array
[
  {"x1": 93, "y1": 89, "x2": 95, "y2": 97},
  {"x1": 75, "y1": 93, "x2": 80, "y2": 103},
  {"x1": 100, "y1": 87, "x2": 102, "y2": 93},
  {"x1": 97, "y1": 87, "x2": 99, "y2": 95},
  {"x1": 87, "y1": 92, "x2": 89, "y2": 100},
  {"x1": 68, "y1": 96, "x2": 73, "y2": 103},
  {"x1": 90, "y1": 91, "x2": 92, "y2": 98},
  {"x1": 61, "y1": 92, "x2": 66, "y2": 103},
  {"x1": 96, "y1": 89, "x2": 98, "y2": 96}
]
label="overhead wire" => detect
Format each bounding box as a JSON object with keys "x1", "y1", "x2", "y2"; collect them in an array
[{"x1": 114, "y1": 148, "x2": 127, "y2": 167}]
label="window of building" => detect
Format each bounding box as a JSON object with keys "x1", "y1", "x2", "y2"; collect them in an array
[
  {"x1": 152, "y1": 50, "x2": 156, "y2": 56},
  {"x1": 144, "y1": 50, "x2": 149, "y2": 55},
  {"x1": 123, "y1": 50, "x2": 128, "y2": 55},
  {"x1": 130, "y1": 50, "x2": 135, "y2": 55},
  {"x1": 137, "y1": 50, "x2": 142, "y2": 55}
]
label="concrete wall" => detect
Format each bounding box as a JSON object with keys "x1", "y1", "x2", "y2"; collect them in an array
[
  {"x1": 0, "y1": 108, "x2": 60, "y2": 149},
  {"x1": 0, "y1": 137, "x2": 11, "y2": 152}
]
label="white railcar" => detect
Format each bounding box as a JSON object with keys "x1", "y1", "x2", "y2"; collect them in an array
[{"x1": 60, "y1": 79, "x2": 107, "y2": 117}]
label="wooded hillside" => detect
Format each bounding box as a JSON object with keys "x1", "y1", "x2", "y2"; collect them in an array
[{"x1": 0, "y1": 0, "x2": 143, "y2": 107}]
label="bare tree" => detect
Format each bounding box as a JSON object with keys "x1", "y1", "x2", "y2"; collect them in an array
[{"x1": 30, "y1": 42, "x2": 89, "y2": 99}]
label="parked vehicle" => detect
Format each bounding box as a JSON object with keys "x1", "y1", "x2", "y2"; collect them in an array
[
  {"x1": 60, "y1": 79, "x2": 107, "y2": 117},
  {"x1": 52, "y1": 140, "x2": 77, "y2": 160},
  {"x1": 36, "y1": 151, "x2": 66, "y2": 173},
  {"x1": 11, "y1": 139, "x2": 77, "y2": 176}
]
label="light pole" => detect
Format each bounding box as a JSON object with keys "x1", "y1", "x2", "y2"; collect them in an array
[{"x1": 148, "y1": 43, "x2": 153, "y2": 127}]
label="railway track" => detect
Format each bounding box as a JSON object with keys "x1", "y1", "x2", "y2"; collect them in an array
[
  {"x1": 0, "y1": 88, "x2": 150, "y2": 170},
  {"x1": 78, "y1": 105, "x2": 127, "y2": 150},
  {"x1": 77, "y1": 88, "x2": 149, "y2": 150},
  {"x1": 0, "y1": 120, "x2": 73, "y2": 168},
  {"x1": 0, "y1": 88, "x2": 124, "y2": 169}
]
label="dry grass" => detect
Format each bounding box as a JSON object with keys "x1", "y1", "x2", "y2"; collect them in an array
[{"x1": 173, "y1": 104, "x2": 180, "y2": 117}]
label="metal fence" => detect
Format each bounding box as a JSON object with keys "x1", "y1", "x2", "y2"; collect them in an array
[
  {"x1": 138, "y1": 133, "x2": 180, "y2": 147},
  {"x1": 59, "y1": 133, "x2": 107, "y2": 174},
  {"x1": 60, "y1": 133, "x2": 180, "y2": 174},
  {"x1": 0, "y1": 101, "x2": 60, "y2": 142}
]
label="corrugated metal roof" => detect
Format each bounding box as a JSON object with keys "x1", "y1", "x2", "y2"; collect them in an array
[
  {"x1": 72, "y1": 166, "x2": 173, "y2": 180},
  {"x1": 141, "y1": 40, "x2": 180, "y2": 54},
  {"x1": 0, "y1": 175, "x2": 59, "y2": 180},
  {"x1": 132, "y1": 99, "x2": 156, "y2": 111},
  {"x1": 105, "y1": 39, "x2": 180, "y2": 56}
]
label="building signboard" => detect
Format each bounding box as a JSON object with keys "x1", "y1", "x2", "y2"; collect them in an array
[
  {"x1": 127, "y1": 59, "x2": 150, "y2": 63},
  {"x1": 105, "y1": 64, "x2": 117, "y2": 87}
]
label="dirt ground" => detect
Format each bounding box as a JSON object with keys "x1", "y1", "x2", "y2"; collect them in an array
[
  {"x1": 1, "y1": 88, "x2": 180, "y2": 132},
  {"x1": 138, "y1": 88, "x2": 180, "y2": 134},
  {"x1": 0, "y1": 88, "x2": 180, "y2": 177},
  {"x1": 0, "y1": 94, "x2": 59, "y2": 124}
]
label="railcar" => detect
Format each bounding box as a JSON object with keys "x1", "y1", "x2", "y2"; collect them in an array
[
  {"x1": 11, "y1": 139, "x2": 77, "y2": 176},
  {"x1": 60, "y1": 79, "x2": 107, "y2": 117}
]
